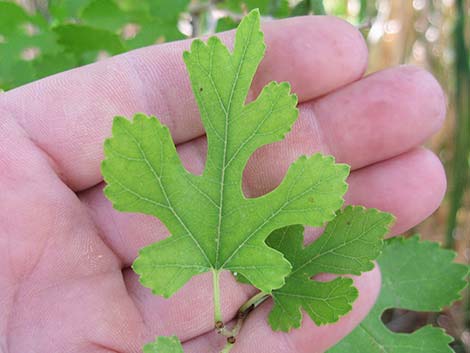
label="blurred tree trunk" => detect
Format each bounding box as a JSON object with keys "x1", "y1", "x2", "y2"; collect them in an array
[{"x1": 368, "y1": 0, "x2": 415, "y2": 72}]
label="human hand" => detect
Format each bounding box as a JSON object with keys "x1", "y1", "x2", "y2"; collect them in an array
[{"x1": 0, "y1": 15, "x2": 446, "y2": 353}]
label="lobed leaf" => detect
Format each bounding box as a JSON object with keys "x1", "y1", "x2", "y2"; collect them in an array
[
  {"x1": 327, "y1": 235, "x2": 469, "y2": 353},
  {"x1": 102, "y1": 10, "x2": 350, "y2": 298},
  {"x1": 267, "y1": 206, "x2": 394, "y2": 331}
]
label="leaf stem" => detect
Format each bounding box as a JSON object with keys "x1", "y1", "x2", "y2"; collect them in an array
[
  {"x1": 215, "y1": 287, "x2": 271, "y2": 347},
  {"x1": 232, "y1": 292, "x2": 270, "y2": 338},
  {"x1": 239, "y1": 291, "x2": 270, "y2": 314},
  {"x1": 220, "y1": 342, "x2": 234, "y2": 353},
  {"x1": 218, "y1": 291, "x2": 271, "y2": 353},
  {"x1": 213, "y1": 270, "x2": 223, "y2": 324},
  {"x1": 213, "y1": 278, "x2": 271, "y2": 352}
]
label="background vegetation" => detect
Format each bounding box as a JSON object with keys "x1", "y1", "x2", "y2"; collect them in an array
[{"x1": 0, "y1": 0, "x2": 468, "y2": 351}]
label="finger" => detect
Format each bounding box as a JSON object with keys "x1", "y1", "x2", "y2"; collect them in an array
[
  {"x1": 314, "y1": 65, "x2": 446, "y2": 169},
  {"x1": 183, "y1": 267, "x2": 381, "y2": 353},
  {"x1": 242, "y1": 65, "x2": 445, "y2": 197},
  {"x1": 90, "y1": 147, "x2": 445, "y2": 343},
  {"x1": 345, "y1": 147, "x2": 446, "y2": 235},
  {"x1": 0, "y1": 16, "x2": 367, "y2": 191}
]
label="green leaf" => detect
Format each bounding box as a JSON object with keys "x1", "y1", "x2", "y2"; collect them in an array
[
  {"x1": 32, "y1": 53, "x2": 77, "y2": 80},
  {"x1": 80, "y1": 0, "x2": 130, "y2": 32},
  {"x1": 124, "y1": 18, "x2": 184, "y2": 50},
  {"x1": 102, "y1": 10, "x2": 349, "y2": 298},
  {"x1": 290, "y1": 0, "x2": 326, "y2": 16},
  {"x1": 125, "y1": 0, "x2": 189, "y2": 46},
  {"x1": 328, "y1": 236, "x2": 469, "y2": 353},
  {"x1": 48, "y1": 0, "x2": 92, "y2": 21},
  {"x1": 0, "y1": 1, "x2": 61, "y2": 90},
  {"x1": 267, "y1": 206, "x2": 394, "y2": 331},
  {"x1": 291, "y1": 0, "x2": 310, "y2": 16},
  {"x1": 53, "y1": 24, "x2": 126, "y2": 58},
  {"x1": 0, "y1": 1, "x2": 29, "y2": 36},
  {"x1": 146, "y1": 0, "x2": 189, "y2": 20},
  {"x1": 219, "y1": 0, "x2": 290, "y2": 18},
  {"x1": 311, "y1": 0, "x2": 327, "y2": 15},
  {"x1": 79, "y1": 0, "x2": 188, "y2": 49},
  {"x1": 143, "y1": 336, "x2": 184, "y2": 353},
  {"x1": 215, "y1": 17, "x2": 239, "y2": 33}
]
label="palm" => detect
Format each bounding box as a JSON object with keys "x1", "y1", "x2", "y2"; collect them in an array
[{"x1": 0, "y1": 16, "x2": 445, "y2": 353}]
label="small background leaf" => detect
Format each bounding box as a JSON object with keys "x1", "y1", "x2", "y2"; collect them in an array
[
  {"x1": 54, "y1": 24, "x2": 126, "y2": 58},
  {"x1": 327, "y1": 236, "x2": 469, "y2": 353},
  {"x1": 0, "y1": 1, "x2": 60, "y2": 89}
]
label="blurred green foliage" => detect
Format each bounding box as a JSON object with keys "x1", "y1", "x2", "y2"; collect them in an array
[
  {"x1": 0, "y1": 0, "x2": 190, "y2": 90},
  {"x1": 0, "y1": 0, "x2": 343, "y2": 90}
]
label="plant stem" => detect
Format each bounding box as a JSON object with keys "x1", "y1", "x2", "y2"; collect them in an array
[
  {"x1": 220, "y1": 342, "x2": 234, "y2": 353},
  {"x1": 358, "y1": 0, "x2": 368, "y2": 22},
  {"x1": 449, "y1": 0, "x2": 470, "y2": 337},
  {"x1": 229, "y1": 291, "x2": 270, "y2": 337},
  {"x1": 214, "y1": 284, "x2": 270, "y2": 352},
  {"x1": 239, "y1": 291, "x2": 270, "y2": 314},
  {"x1": 213, "y1": 270, "x2": 223, "y2": 324},
  {"x1": 446, "y1": 0, "x2": 470, "y2": 250}
]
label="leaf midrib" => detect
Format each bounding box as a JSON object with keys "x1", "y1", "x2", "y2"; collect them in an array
[{"x1": 213, "y1": 19, "x2": 256, "y2": 268}]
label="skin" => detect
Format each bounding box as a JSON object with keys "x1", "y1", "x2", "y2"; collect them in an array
[{"x1": 0, "y1": 15, "x2": 446, "y2": 353}]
